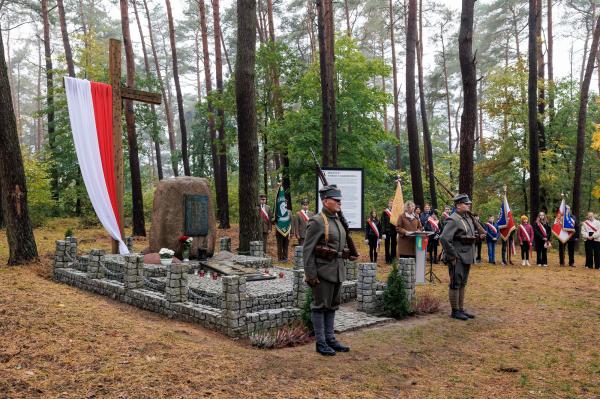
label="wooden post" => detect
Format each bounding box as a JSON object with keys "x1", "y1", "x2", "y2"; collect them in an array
[{"x1": 109, "y1": 39, "x2": 125, "y2": 254}]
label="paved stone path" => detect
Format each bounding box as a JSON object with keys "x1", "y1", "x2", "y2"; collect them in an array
[{"x1": 334, "y1": 307, "x2": 392, "y2": 332}]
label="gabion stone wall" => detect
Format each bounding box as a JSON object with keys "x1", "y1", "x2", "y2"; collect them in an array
[
  {"x1": 398, "y1": 257, "x2": 416, "y2": 305},
  {"x1": 220, "y1": 237, "x2": 231, "y2": 252},
  {"x1": 357, "y1": 263, "x2": 378, "y2": 313}
]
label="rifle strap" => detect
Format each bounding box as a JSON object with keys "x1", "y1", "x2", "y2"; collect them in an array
[{"x1": 321, "y1": 212, "x2": 329, "y2": 244}]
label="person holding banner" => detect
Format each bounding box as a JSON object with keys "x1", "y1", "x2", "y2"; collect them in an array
[
  {"x1": 381, "y1": 199, "x2": 397, "y2": 264},
  {"x1": 365, "y1": 209, "x2": 382, "y2": 263},
  {"x1": 258, "y1": 194, "x2": 273, "y2": 255},
  {"x1": 439, "y1": 194, "x2": 484, "y2": 321},
  {"x1": 485, "y1": 215, "x2": 499, "y2": 264},
  {"x1": 517, "y1": 215, "x2": 534, "y2": 266},
  {"x1": 581, "y1": 212, "x2": 600, "y2": 269},
  {"x1": 291, "y1": 199, "x2": 313, "y2": 246},
  {"x1": 396, "y1": 201, "x2": 423, "y2": 258},
  {"x1": 533, "y1": 212, "x2": 551, "y2": 267},
  {"x1": 274, "y1": 188, "x2": 291, "y2": 262}
]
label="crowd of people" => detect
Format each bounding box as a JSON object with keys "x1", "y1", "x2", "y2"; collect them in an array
[{"x1": 364, "y1": 200, "x2": 600, "y2": 269}]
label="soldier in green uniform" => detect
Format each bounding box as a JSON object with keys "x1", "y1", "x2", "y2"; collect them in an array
[
  {"x1": 439, "y1": 194, "x2": 486, "y2": 321},
  {"x1": 258, "y1": 194, "x2": 273, "y2": 255},
  {"x1": 303, "y1": 185, "x2": 355, "y2": 356}
]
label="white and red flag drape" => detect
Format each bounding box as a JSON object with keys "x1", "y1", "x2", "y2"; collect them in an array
[{"x1": 64, "y1": 77, "x2": 129, "y2": 254}]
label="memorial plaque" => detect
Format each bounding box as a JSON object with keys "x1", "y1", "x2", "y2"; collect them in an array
[{"x1": 184, "y1": 195, "x2": 209, "y2": 236}]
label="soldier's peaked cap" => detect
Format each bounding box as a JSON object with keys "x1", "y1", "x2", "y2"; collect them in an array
[
  {"x1": 301, "y1": 198, "x2": 309, "y2": 205},
  {"x1": 319, "y1": 185, "x2": 342, "y2": 200},
  {"x1": 453, "y1": 193, "x2": 472, "y2": 204}
]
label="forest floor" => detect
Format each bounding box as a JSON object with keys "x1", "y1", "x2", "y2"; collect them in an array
[{"x1": 1, "y1": 219, "x2": 600, "y2": 398}]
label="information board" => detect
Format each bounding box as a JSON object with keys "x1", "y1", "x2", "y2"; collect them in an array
[{"x1": 316, "y1": 168, "x2": 363, "y2": 230}]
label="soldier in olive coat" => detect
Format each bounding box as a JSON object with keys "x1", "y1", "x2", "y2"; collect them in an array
[
  {"x1": 258, "y1": 194, "x2": 273, "y2": 255},
  {"x1": 291, "y1": 198, "x2": 313, "y2": 246},
  {"x1": 439, "y1": 194, "x2": 486, "y2": 321},
  {"x1": 303, "y1": 185, "x2": 356, "y2": 356}
]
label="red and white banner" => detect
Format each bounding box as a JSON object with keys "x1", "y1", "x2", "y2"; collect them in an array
[{"x1": 65, "y1": 77, "x2": 128, "y2": 254}]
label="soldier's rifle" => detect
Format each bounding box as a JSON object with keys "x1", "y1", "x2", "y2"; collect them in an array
[{"x1": 309, "y1": 149, "x2": 359, "y2": 259}]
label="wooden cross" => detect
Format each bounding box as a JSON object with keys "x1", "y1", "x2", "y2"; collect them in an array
[{"x1": 108, "y1": 39, "x2": 161, "y2": 254}]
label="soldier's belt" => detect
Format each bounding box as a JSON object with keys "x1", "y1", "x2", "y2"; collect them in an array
[
  {"x1": 459, "y1": 236, "x2": 477, "y2": 244},
  {"x1": 315, "y1": 245, "x2": 350, "y2": 261}
]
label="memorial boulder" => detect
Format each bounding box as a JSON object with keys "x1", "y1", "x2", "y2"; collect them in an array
[{"x1": 149, "y1": 177, "x2": 216, "y2": 258}]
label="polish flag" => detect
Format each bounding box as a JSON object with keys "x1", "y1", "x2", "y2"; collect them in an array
[
  {"x1": 552, "y1": 198, "x2": 575, "y2": 244},
  {"x1": 65, "y1": 77, "x2": 128, "y2": 254},
  {"x1": 497, "y1": 192, "x2": 515, "y2": 241}
]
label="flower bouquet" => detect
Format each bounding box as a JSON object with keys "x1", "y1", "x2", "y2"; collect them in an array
[
  {"x1": 159, "y1": 248, "x2": 175, "y2": 266},
  {"x1": 179, "y1": 235, "x2": 193, "y2": 261}
]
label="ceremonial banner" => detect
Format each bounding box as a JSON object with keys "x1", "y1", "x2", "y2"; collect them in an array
[
  {"x1": 497, "y1": 192, "x2": 516, "y2": 241},
  {"x1": 390, "y1": 180, "x2": 404, "y2": 226},
  {"x1": 552, "y1": 198, "x2": 575, "y2": 244},
  {"x1": 64, "y1": 77, "x2": 128, "y2": 254},
  {"x1": 275, "y1": 186, "x2": 291, "y2": 236}
]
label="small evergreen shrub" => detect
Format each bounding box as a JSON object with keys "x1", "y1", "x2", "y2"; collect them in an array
[
  {"x1": 383, "y1": 264, "x2": 411, "y2": 319},
  {"x1": 64, "y1": 228, "x2": 74, "y2": 238}
]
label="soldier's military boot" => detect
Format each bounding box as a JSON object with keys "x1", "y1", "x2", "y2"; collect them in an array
[
  {"x1": 460, "y1": 309, "x2": 475, "y2": 318},
  {"x1": 451, "y1": 309, "x2": 469, "y2": 320},
  {"x1": 316, "y1": 341, "x2": 336, "y2": 356},
  {"x1": 324, "y1": 310, "x2": 350, "y2": 352}
]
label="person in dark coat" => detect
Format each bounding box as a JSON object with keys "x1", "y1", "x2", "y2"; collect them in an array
[
  {"x1": 484, "y1": 215, "x2": 499, "y2": 264},
  {"x1": 381, "y1": 199, "x2": 397, "y2": 264},
  {"x1": 423, "y1": 211, "x2": 440, "y2": 264},
  {"x1": 365, "y1": 209, "x2": 382, "y2": 263},
  {"x1": 533, "y1": 212, "x2": 551, "y2": 267}
]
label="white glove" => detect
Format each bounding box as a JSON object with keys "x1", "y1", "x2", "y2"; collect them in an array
[
  {"x1": 382, "y1": 234, "x2": 387, "y2": 240},
  {"x1": 365, "y1": 239, "x2": 369, "y2": 244}
]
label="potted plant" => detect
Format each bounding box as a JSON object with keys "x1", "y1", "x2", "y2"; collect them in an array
[
  {"x1": 159, "y1": 248, "x2": 175, "y2": 266},
  {"x1": 179, "y1": 235, "x2": 193, "y2": 261}
]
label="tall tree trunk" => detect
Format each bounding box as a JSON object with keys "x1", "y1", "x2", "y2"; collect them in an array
[
  {"x1": 266, "y1": 0, "x2": 292, "y2": 209},
  {"x1": 441, "y1": 23, "x2": 452, "y2": 157},
  {"x1": 41, "y1": 0, "x2": 58, "y2": 202},
  {"x1": 509, "y1": 4, "x2": 522, "y2": 60},
  {"x1": 416, "y1": 0, "x2": 437, "y2": 209},
  {"x1": 528, "y1": 0, "x2": 540, "y2": 221},
  {"x1": 120, "y1": 0, "x2": 146, "y2": 236},
  {"x1": 547, "y1": 0, "x2": 555, "y2": 118},
  {"x1": 199, "y1": 0, "x2": 220, "y2": 197},
  {"x1": 213, "y1": 0, "x2": 230, "y2": 228},
  {"x1": 458, "y1": 0, "x2": 476, "y2": 198},
  {"x1": 306, "y1": 0, "x2": 317, "y2": 63},
  {"x1": 536, "y1": 0, "x2": 546, "y2": 151},
  {"x1": 573, "y1": 15, "x2": 600, "y2": 222},
  {"x1": 36, "y1": 26, "x2": 42, "y2": 154},
  {"x1": 343, "y1": 0, "x2": 351, "y2": 36},
  {"x1": 389, "y1": 0, "x2": 402, "y2": 170},
  {"x1": 57, "y1": 0, "x2": 76, "y2": 77},
  {"x1": 0, "y1": 25, "x2": 38, "y2": 264},
  {"x1": 236, "y1": 0, "x2": 260, "y2": 252},
  {"x1": 165, "y1": 0, "x2": 191, "y2": 176},
  {"x1": 406, "y1": 0, "x2": 424, "y2": 206},
  {"x1": 133, "y1": 0, "x2": 163, "y2": 181},
  {"x1": 317, "y1": 0, "x2": 336, "y2": 166},
  {"x1": 142, "y1": 0, "x2": 178, "y2": 177},
  {"x1": 381, "y1": 39, "x2": 388, "y2": 132}
]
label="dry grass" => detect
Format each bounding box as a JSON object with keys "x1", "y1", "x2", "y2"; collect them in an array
[{"x1": 1, "y1": 221, "x2": 600, "y2": 398}]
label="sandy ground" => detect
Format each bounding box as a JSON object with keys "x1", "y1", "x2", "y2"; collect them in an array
[{"x1": 1, "y1": 221, "x2": 600, "y2": 398}]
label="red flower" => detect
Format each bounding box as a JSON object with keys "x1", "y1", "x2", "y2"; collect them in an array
[
  {"x1": 278, "y1": 272, "x2": 284, "y2": 279},
  {"x1": 179, "y1": 235, "x2": 190, "y2": 242}
]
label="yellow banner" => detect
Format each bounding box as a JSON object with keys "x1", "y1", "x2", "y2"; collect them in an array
[{"x1": 390, "y1": 180, "x2": 404, "y2": 226}]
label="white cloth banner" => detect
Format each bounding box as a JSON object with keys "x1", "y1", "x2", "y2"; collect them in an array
[{"x1": 64, "y1": 77, "x2": 128, "y2": 254}]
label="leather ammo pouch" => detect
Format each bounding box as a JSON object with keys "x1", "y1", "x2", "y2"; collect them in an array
[
  {"x1": 315, "y1": 245, "x2": 350, "y2": 261},
  {"x1": 459, "y1": 235, "x2": 477, "y2": 245}
]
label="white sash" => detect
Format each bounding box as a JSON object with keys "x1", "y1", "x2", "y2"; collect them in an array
[
  {"x1": 259, "y1": 206, "x2": 270, "y2": 223},
  {"x1": 519, "y1": 224, "x2": 531, "y2": 242},
  {"x1": 584, "y1": 220, "x2": 598, "y2": 232},
  {"x1": 367, "y1": 219, "x2": 380, "y2": 238},
  {"x1": 299, "y1": 209, "x2": 310, "y2": 222},
  {"x1": 427, "y1": 216, "x2": 440, "y2": 232}
]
